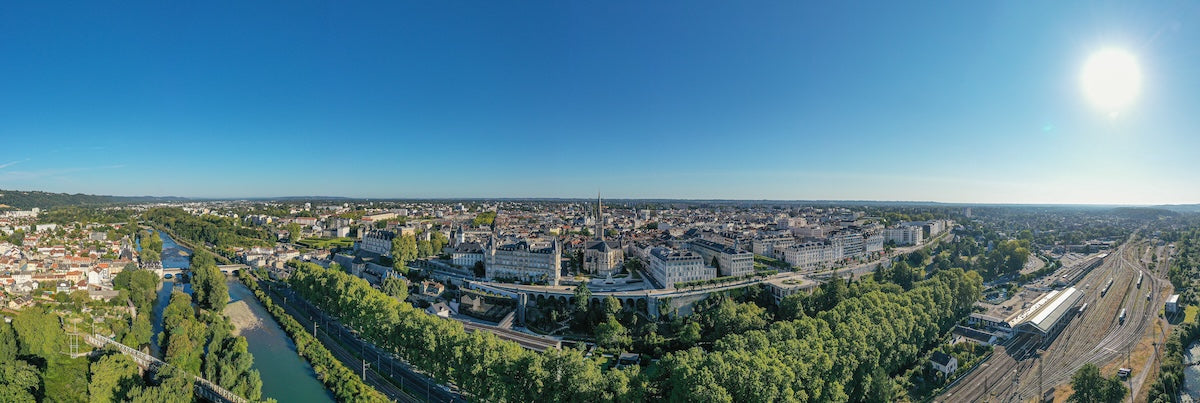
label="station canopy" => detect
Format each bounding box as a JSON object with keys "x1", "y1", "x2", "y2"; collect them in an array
[{"x1": 1010, "y1": 287, "x2": 1082, "y2": 335}]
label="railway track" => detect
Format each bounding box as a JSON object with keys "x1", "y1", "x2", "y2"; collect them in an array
[{"x1": 941, "y1": 238, "x2": 1165, "y2": 402}]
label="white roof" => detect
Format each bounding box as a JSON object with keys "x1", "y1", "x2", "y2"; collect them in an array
[{"x1": 1015, "y1": 287, "x2": 1082, "y2": 334}]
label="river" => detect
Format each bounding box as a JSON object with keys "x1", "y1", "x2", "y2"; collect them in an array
[
  {"x1": 150, "y1": 229, "x2": 192, "y2": 358},
  {"x1": 1184, "y1": 342, "x2": 1200, "y2": 402},
  {"x1": 226, "y1": 279, "x2": 334, "y2": 402},
  {"x1": 146, "y1": 230, "x2": 332, "y2": 402}
]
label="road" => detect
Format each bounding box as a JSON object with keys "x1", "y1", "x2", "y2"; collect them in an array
[
  {"x1": 259, "y1": 280, "x2": 464, "y2": 402},
  {"x1": 940, "y1": 236, "x2": 1169, "y2": 402},
  {"x1": 458, "y1": 321, "x2": 560, "y2": 352}
]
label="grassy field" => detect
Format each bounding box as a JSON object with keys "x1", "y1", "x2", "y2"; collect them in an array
[
  {"x1": 1186, "y1": 305, "x2": 1198, "y2": 324},
  {"x1": 297, "y1": 237, "x2": 356, "y2": 249}
]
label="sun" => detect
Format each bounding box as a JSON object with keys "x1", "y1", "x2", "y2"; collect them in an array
[{"x1": 1080, "y1": 48, "x2": 1142, "y2": 114}]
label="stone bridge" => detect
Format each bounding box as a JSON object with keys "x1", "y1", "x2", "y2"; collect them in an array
[{"x1": 82, "y1": 333, "x2": 248, "y2": 403}]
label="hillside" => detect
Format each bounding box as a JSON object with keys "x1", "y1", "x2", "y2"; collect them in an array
[{"x1": 0, "y1": 189, "x2": 184, "y2": 210}]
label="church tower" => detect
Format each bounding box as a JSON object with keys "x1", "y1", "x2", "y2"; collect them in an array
[{"x1": 595, "y1": 192, "x2": 604, "y2": 241}]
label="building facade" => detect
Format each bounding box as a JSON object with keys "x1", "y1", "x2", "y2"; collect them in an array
[
  {"x1": 485, "y1": 239, "x2": 562, "y2": 285},
  {"x1": 648, "y1": 247, "x2": 715, "y2": 289},
  {"x1": 583, "y1": 194, "x2": 624, "y2": 276},
  {"x1": 360, "y1": 230, "x2": 395, "y2": 256},
  {"x1": 687, "y1": 239, "x2": 754, "y2": 277},
  {"x1": 452, "y1": 242, "x2": 485, "y2": 268},
  {"x1": 884, "y1": 226, "x2": 924, "y2": 246},
  {"x1": 751, "y1": 236, "x2": 795, "y2": 258},
  {"x1": 783, "y1": 241, "x2": 843, "y2": 271}
]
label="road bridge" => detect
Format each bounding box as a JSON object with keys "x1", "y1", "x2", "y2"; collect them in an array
[{"x1": 81, "y1": 333, "x2": 248, "y2": 403}]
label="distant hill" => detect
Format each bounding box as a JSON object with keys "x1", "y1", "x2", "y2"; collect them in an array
[
  {"x1": 1110, "y1": 206, "x2": 1180, "y2": 219},
  {"x1": 0, "y1": 189, "x2": 186, "y2": 210},
  {"x1": 1154, "y1": 204, "x2": 1200, "y2": 213}
]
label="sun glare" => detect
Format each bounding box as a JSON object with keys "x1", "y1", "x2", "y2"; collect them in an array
[{"x1": 1080, "y1": 48, "x2": 1142, "y2": 114}]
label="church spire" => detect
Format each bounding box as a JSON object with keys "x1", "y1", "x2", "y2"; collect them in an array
[{"x1": 596, "y1": 192, "x2": 604, "y2": 241}]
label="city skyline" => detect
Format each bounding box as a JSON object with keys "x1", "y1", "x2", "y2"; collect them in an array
[{"x1": 3, "y1": 2, "x2": 1200, "y2": 204}]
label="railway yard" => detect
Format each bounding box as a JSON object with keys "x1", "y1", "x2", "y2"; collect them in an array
[{"x1": 940, "y1": 237, "x2": 1173, "y2": 402}]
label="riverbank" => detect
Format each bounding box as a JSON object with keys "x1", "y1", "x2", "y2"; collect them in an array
[
  {"x1": 144, "y1": 223, "x2": 233, "y2": 265},
  {"x1": 235, "y1": 272, "x2": 393, "y2": 402},
  {"x1": 225, "y1": 279, "x2": 334, "y2": 403}
]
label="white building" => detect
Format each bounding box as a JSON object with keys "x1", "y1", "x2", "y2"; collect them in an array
[
  {"x1": 751, "y1": 236, "x2": 795, "y2": 258},
  {"x1": 485, "y1": 239, "x2": 561, "y2": 285},
  {"x1": 865, "y1": 234, "x2": 885, "y2": 253},
  {"x1": 784, "y1": 242, "x2": 843, "y2": 271},
  {"x1": 931, "y1": 352, "x2": 958, "y2": 376},
  {"x1": 687, "y1": 239, "x2": 754, "y2": 277},
  {"x1": 648, "y1": 247, "x2": 715, "y2": 289},
  {"x1": 360, "y1": 230, "x2": 395, "y2": 256},
  {"x1": 831, "y1": 232, "x2": 866, "y2": 258},
  {"x1": 884, "y1": 226, "x2": 924, "y2": 246},
  {"x1": 452, "y1": 243, "x2": 485, "y2": 268}
]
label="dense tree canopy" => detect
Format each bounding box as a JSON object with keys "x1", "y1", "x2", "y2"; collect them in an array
[
  {"x1": 1070, "y1": 363, "x2": 1126, "y2": 403},
  {"x1": 391, "y1": 234, "x2": 418, "y2": 268},
  {"x1": 88, "y1": 352, "x2": 142, "y2": 403},
  {"x1": 112, "y1": 269, "x2": 160, "y2": 312},
  {"x1": 144, "y1": 207, "x2": 273, "y2": 257},
  {"x1": 190, "y1": 251, "x2": 229, "y2": 312},
  {"x1": 287, "y1": 260, "x2": 983, "y2": 402}
]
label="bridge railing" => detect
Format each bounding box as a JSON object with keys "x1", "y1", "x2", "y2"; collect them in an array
[{"x1": 82, "y1": 333, "x2": 249, "y2": 403}]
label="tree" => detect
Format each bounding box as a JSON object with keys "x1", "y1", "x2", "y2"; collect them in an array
[
  {"x1": 417, "y1": 239, "x2": 433, "y2": 258},
  {"x1": 0, "y1": 320, "x2": 17, "y2": 362},
  {"x1": 0, "y1": 359, "x2": 40, "y2": 402},
  {"x1": 89, "y1": 353, "x2": 142, "y2": 403},
  {"x1": 212, "y1": 336, "x2": 263, "y2": 401},
  {"x1": 595, "y1": 316, "x2": 632, "y2": 350},
  {"x1": 603, "y1": 295, "x2": 623, "y2": 318},
  {"x1": 391, "y1": 234, "x2": 418, "y2": 267},
  {"x1": 191, "y1": 251, "x2": 228, "y2": 312},
  {"x1": 430, "y1": 231, "x2": 449, "y2": 256},
  {"x1": 678, "y1": 322, "x2": 702, "y2": 348},
  {"x1": 891, "y1": 260, "x2": 916, "y2": 290},
  {"x1": 7, "y1": 229, "x2": 24, "y2": 246},
  {"x1": 1070, "y1": 363, "x2": 1126, "y2": 403},
  {"x1": 139, "y1": 249, "x2": 160, "y2": 263},
  {"x1": 122, "y1": 315, "x2": 153, "y2": 349},
  {"x1": 129, "y1": 364, "x2": 193, "y2": 403},
  {"x1": 473, "y1": 261, "x2": 486, "y2": 278},
  {"x1": 44, "y1": 355, "x2": 89, "y2": 403},
  {"x1": 113, "y1": 269, "x2": 160, "y2": 311},
  {"x1": 382, "y1": 275, "x2": 409, "y2": 301},
  {"x1": 12, "y1": 305, "x2": 65, "y2": 360},
  {"x1": 574, "y1": 283, "x2": 592, "y2": 314},
  {"x1": 286, "y1": 222, "x2": 303, "y2": 242}
]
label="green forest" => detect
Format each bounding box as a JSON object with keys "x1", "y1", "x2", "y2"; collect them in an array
[{"x1": 284, "y1": 261, "x2": 981, "y2": 401}]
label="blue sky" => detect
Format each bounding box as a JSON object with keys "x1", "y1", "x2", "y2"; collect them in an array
[{"x1": 2, "y1": 2, "x2": 1199, "y2": 204}]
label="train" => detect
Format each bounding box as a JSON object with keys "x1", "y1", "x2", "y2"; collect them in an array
[
  {"x1": 1101, "y1": 277, "x2": 1114, "y2": 297},
  {"x1": 1078, "y1": 302, "x2": 1089, "y2": 316},
  {"x1": 1119, "y1": 308, "x2": 1127, "y2": 324},
  {"x1": 1137, "y1": 271, "x2": 1144, "y2": 288}
]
